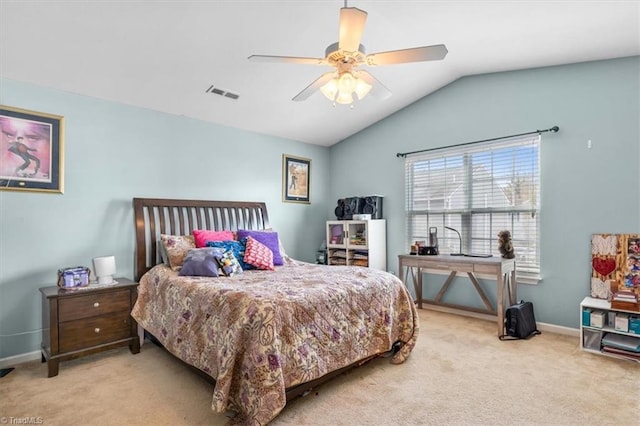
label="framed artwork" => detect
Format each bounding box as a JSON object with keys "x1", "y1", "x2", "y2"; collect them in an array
[
  {"x1": 0, "y1": 105, "x2": 64, "y2": 193},
  {"x1": 590, "y1": 233, "x2": 640, "y2": 300},
  {"x1": 282, "y1": 154, "x2": 310, "y2": 204}
]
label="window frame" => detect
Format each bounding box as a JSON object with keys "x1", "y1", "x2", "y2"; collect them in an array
[{"x1": 404, "y1": 135, "x2": 541, "y2": 281}]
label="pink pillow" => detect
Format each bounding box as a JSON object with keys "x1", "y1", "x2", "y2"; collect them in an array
[
  {"x1": 192, "y1": 229, "x2": 235, "y2": 248},
  {"x1": 243, "y1": 236, "x2": 275, "y2": 271}
]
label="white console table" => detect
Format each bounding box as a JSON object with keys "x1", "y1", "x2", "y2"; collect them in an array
[{"x1": 398, "y1": 254, "x2": 517, "y2": 336}]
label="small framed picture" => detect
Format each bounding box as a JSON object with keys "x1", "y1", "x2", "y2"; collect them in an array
[
  {"x1": 0, "y1": 105, "x2": 65, "y2": 193},
  {"x1": 282, "y1": 154, "x2": 310, "y2": 204}
]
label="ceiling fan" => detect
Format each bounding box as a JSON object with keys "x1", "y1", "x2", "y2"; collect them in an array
[{"x1": 248, "y1": 1, "x2": 448, "y2": 106}]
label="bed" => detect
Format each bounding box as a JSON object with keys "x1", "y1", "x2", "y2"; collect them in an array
[{"x1": 130, "y1": 197, "x2": 419, "y2": 425}]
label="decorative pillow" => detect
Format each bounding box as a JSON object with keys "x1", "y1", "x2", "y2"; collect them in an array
[
  {"x1": 158, "y1": 240, "x2": 169, "y2": 266},
  {"x1": 265, "y1": 228, "x2": 288, "y2": 260},
  {"x1": 179, "y1": 247, "x2": 225, "y2": 277},
  {"x1": 244, "y1": 236, "x2": 275, "y2": 271},
  {"x1": 192, "y1": 229, "x2": 235, "y2": 248},
  {"x1": 214, "y1": 250, "x2": 243, "y2": 277},
  {"x1": 206, "y1": 240, "x2": 252, "y2": 270},
  {"x1": 160, "y1": 234, "x2": 195, "y2": 271},
  {"x1": 236, "y1": 229, "x2": 284, "y2": 265}
]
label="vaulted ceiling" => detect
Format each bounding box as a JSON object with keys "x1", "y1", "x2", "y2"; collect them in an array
[{"x1": 1, "y1": 1, "x2": 638, "y2": 146}]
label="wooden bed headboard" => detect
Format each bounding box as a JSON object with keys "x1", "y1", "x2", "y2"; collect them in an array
[{"x1": 133, "y1": 198, "x2": 270, "y2": 281}]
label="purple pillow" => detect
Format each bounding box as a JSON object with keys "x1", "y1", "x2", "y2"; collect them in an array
[
  {"x1": 236, "y1": 229, "x2": 283, "y2": 265},
  {"x1": 178, "y1": 247, "x2": 224, "y2": 277}
]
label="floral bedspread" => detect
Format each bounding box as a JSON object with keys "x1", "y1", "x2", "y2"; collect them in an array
[{"x1": 131, "y1": 258, "x2": 419, "y2": 425}]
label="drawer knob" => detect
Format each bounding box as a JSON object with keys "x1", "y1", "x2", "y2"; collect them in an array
[
  {"x1": 94, "y1": 328, "x2": 100, "y2": 333},
  {"x1": 93, "y1": 302, "x2": 100, "y2": 308}
]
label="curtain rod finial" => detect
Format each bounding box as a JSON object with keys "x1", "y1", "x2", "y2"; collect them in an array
[{"x1": 551, "y1": 126, "x2": 559, "y2": 133}]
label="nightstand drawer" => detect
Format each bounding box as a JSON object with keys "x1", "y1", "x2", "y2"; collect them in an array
[
  {"x1": 59, "y1": 311, "x2": 131, "y2": 353},
  {"x1": 59, "y1": 289, "x2": 130, "y2": 322}
]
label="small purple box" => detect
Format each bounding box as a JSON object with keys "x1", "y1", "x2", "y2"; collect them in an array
[{"x1": 57, "y1": 266, "x2": 90, "y2": 289}]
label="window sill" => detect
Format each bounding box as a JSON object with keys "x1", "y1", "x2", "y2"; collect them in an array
[{"x1": 517, "y1": 275, "x2": 541, "y2": 285}]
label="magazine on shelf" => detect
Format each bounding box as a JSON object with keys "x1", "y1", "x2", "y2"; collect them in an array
[
  {"x1": 601, "y1": 333, "x2": 640, "y2": 352},
  {"x1": 602, "y1": 346, "x2": 640, "y2": 360}
]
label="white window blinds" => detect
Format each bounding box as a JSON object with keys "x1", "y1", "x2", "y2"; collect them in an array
[{"x1": 404, "y1": 135, "x2": 541, "y2": 278}]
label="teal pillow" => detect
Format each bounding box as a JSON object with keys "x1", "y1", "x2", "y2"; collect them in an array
[{"x1": 206, "y1": 240, "x2": 252, "y2": 270}]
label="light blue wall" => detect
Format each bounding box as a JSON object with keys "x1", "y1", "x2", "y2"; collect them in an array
[
  {"x1": 329, "y1": 56, "x2": 640, "y2": 329},
  {"x1": 0, "y1": 79, "x2": 330, "y2": 358}
]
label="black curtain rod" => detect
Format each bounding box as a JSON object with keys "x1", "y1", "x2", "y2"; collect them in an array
[{"x1": 396, "y1": 126, "x2": 559, "y2": 158}]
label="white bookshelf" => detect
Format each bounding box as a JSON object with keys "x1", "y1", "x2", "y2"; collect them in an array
[
  {"x1": 580, "y1": 296, "x2": 639, "y2": 362},
  {"x1": 326, "y1": 220, "x2": 386, "y2": 271}
]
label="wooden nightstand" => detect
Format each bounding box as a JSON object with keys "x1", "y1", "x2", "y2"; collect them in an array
[{"x1": 39, "y1": 278, "x2": 140, "y2": 377}]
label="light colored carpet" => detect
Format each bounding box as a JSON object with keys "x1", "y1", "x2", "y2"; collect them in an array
[{"x1": 1, "y1": 309, "x2": 638, "y2": 425}]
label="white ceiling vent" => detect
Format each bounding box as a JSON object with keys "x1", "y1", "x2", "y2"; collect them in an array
[{"x1": 206, "y1": 85, "x2": 239, "y2": 100}]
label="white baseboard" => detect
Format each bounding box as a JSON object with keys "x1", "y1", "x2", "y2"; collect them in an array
[
  {"x1": 536, "y1": 322, "x2": 579, "y2": 337},
  {"x1": 0, "y1": 350, "x2": 41, "y2": 369},
  {"x1": 422, "y1": 303, "x2": 497, "y2": 322},
  {"x1": 2, "y1": 328, "x2": 147, "y2": 369},
  {"x1": 421, "y1": 304, "x2": 580, "y2": 337}
]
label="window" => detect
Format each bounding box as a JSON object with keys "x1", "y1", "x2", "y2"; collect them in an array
[{"x1": 404, "y1": 135, "x2": 541, "y2": 279}]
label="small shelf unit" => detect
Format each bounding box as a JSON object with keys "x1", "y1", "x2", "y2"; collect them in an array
[
  {"x1": 326, "y1": 220, "x2": 386, "y2": 270},
  {"x1": 580, "y1": 296, "x2": 639, "y2": 363}
]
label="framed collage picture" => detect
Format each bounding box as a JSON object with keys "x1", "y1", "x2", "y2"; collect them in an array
[
  {"x1": 0, "y1": 105, "x2": 65, "y2": 193},
  {"x1": 590, "y1": 233, "x2": 640, "y2": 300},
  {"x1": 282, "y1": 154, "x2": 310, "y2": 204}
]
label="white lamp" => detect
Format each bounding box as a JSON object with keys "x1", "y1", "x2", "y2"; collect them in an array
[{"x1": 93, "y1": 256, "x2": 116, "y2": 285}]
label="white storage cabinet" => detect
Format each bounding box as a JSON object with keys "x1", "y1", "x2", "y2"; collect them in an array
[
  {"x1": 580, "y1": 296, "x2": 639, "y2": 363},
  {"x1": 326, "y1": 220, "x2": 386, "y2": 271}
]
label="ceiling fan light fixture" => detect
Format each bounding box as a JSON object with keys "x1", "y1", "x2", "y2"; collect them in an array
[
  {"x1": 354, "y1": 77, "x2": 372, "y2": 100},
  {"x1": 320, "y1": 70, "x2": 371, "y2": 105},
  {"x1": 335, "y1": 90, "x2": 354, "y2": 105},
  {"x1": 338, "y1": 71, "x2": 356, "y2": 93},
  {"x1": 320, "y1": 76, "x2": 339, "y2": 101}
]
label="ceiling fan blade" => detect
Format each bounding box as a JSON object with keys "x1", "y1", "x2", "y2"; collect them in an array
[
  {"x1": 248, "y1": 55, "x2": 327, "y2": 65},
  {"x1": 357, "y1": 70, "x2": 392, "y2": 100},
  {"x1": 292, "y1": 72, "x2": 337, "y2": 102},
  {"x1": 338, "y1": 7, "x2": 368, "y2": 52},
  {"x1": 366, "y1": 44, "x2": 448, "y2": 66}
]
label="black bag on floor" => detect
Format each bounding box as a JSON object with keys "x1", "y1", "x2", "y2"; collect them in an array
[{"x1": 499, "y1": 300, "x2": 541, "y2": 340}]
